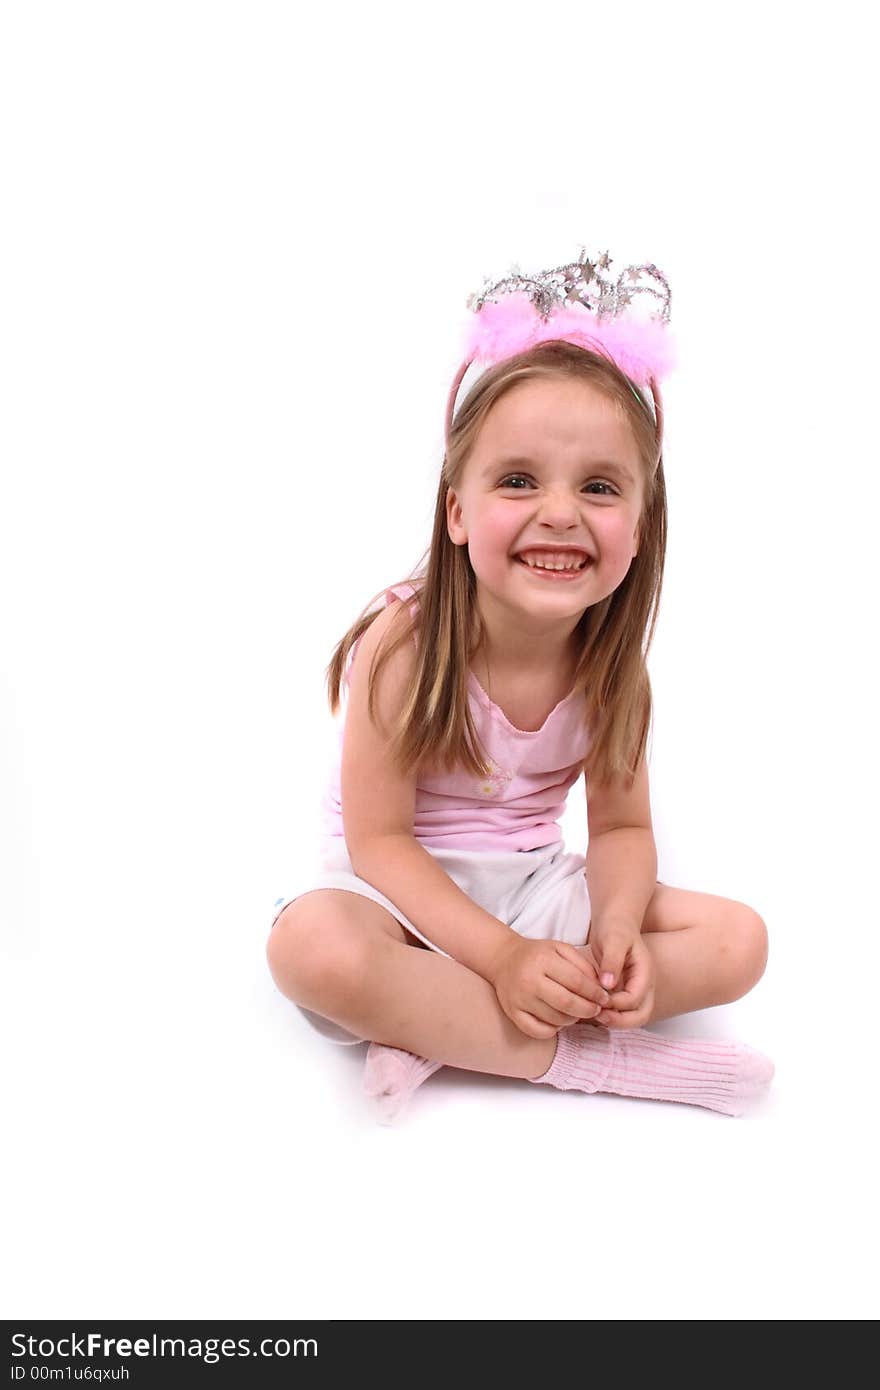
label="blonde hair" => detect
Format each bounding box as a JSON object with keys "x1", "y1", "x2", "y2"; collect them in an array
[{"x1": 326, "y1": 340, "x2": 667, "y2": 789}]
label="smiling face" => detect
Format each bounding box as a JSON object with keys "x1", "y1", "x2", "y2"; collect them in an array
[{"x1": 446, "y1": 374, "x2": 646, "y2": 653}]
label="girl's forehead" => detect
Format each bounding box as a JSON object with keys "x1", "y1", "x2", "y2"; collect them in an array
[{"x1": 473, "y1": 377, "x2": 638, "y2": 456}]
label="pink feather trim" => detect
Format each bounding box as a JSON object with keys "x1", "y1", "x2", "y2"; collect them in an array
[{"x1": 462, "y1": 293, "x2": 675, "y2": 385}]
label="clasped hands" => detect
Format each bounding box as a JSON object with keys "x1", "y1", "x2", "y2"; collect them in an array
[{"x1": 488, "y1": 921, "x2": 655, "y2": 1041}]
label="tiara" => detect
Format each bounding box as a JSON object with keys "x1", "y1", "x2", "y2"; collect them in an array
[
  {"x1": 467, "y1": 250, "x2": 671, "y2": 326},
  {"x1": 446, "y1": 248, "x2": 675, "y2": 450}
]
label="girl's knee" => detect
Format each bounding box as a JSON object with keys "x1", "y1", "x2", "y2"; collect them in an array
[
  {"x1": 266, "y1": 899, "x2": 379, "y2": 1006},
  {"x1": 726, "y1": 906, "x2": 769, "y2": 997}
]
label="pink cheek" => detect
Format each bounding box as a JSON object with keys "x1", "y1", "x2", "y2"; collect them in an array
[
  {"x1": 469, "y1": 526, "x2": 512, "y2": 571},
  {"x1": 478, "y1": 552, "x2": 512, "y2": 581}
]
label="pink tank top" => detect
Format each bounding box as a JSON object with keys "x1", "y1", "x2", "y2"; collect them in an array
[{"x1": 319, "y1": 582, "x2": 592, "y2": 852}]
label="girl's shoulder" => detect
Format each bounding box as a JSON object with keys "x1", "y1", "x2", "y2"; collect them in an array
[
  {"x1": 383, "y1": 577, "x2": 422, "y2": 608},
  {"x1": 346, "y1": 579, "x2": 422, "y2": 686},
  {"x1": 380, "y1": 578, "x2": 423, "y2": 641},
  {"x1": 349, "y1": 593, "x2": 418, "y2": 690}
]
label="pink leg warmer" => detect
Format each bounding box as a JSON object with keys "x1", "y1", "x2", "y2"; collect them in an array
[
  {"x1": 530, "y1": 1022, "x2": 774, "y2": 1116},
  {"x1": 363, "y1": 1026, "x2": 774, "y2": 1122}
]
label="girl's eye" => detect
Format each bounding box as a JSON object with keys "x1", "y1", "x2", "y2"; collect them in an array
[{"x1": 499, "y1": 474, "x2": 616, "y2": 496}]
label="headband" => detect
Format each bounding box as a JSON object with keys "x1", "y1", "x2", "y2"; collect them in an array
[{"x1": 445, "y1": 250, "x2": 675, "y2": 458}]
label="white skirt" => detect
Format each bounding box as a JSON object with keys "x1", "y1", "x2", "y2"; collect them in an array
[{"x1": 269, "y1": 838, "x2": 593, "y2": 1045}]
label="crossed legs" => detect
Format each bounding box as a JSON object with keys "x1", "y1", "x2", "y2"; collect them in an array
[{"x1": 266, "y1": 881, "x2": 769, "y2": 1079}]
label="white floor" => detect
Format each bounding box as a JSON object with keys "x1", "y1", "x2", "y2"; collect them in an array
[{"x1": 2, "y1": 769, "x2": 876, "y2": 1320}]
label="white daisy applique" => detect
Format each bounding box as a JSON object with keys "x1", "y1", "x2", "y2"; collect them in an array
[{"x1": 477, "y1": 760, "x2": 513, "y2": 798}]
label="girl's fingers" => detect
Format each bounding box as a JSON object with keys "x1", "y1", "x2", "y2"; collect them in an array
[
  {"x1": 606, "y1": 987, "x2": 639, "y2": 1009},
  {"x1": 597, "y1": 986, "x2": 655, "y2": 1029},
  {"x1": 602, "y1": 990, "x2": 645, "y2": 1018},
  {"x1": 549, "y1": 945, "x2": 608, "y2": 1004},
  {"x1": 529, "y1": 998, "x2": 584, "y2": 1028},
  {"x1": 605, "y1": 951, "x2": 651, "y2": 1010},
  {"x1": 541, "y1": 977, "x2": 604, "y2": 1020},
  {"x1": 514, "y1": 1010, "x2": 560, "y2": 1040}
]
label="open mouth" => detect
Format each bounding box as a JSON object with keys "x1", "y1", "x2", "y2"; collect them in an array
[{"x1": 514, "y1": 555, "x2": 592, "y2": 580}]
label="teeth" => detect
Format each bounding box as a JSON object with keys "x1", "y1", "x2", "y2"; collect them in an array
[{"x1": 519, "y1": 551, "x2": 587, "y2": 571}]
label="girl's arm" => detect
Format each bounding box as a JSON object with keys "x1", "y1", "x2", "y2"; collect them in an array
[
  {"x1": 585, "y1": 758, "x2": 658, "y2": 934},
  {"x1": 341, "y1": 601, "x2": 517, "y2": 981},
  {"x1": 585, "y1": 826, "x2": 657, "y2": 934},
  {"x1": 351, "y1": 832, "x2": 518, "y2": 980}
]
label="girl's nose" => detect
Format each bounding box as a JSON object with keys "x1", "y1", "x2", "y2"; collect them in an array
[{"x1": 537, "y1": 491, "x2": 581, "y2": 525}]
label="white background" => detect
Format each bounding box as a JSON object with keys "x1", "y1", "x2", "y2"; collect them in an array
[{"x1": 2, "y1": 0, "x2": 878, "y2": 1320}]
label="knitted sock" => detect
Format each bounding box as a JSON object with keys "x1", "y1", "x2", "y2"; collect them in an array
[
  {"x1": 529, "y1": 1022, "x2": 774, "y2": 1117},
  {"x1": 362, "y1": 1042, "x2": 444, "y2": 1124}
]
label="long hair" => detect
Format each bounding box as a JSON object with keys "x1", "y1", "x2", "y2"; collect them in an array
[{"x1": 325, "y1": 340, "x2": 667, "y2": 789}]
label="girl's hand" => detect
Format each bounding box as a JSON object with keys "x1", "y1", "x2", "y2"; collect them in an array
[
  {"x1": 488, "y1": 938, "x2": 610, "y2": 1040},
  {"x1": 587, "y1": 933, "x2": 656, "y2": 1029}
]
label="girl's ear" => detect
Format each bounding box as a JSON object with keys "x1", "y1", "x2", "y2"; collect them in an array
[{"x1": 446, "y1": 487, "x2": 467, "y2": 546}]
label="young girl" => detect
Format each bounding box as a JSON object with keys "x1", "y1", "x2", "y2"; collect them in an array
[{"x1": 266, "y1": 250, "x2": 774, "y2": 1123}]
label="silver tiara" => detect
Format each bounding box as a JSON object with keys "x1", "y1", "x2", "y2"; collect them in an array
[{"x1": 466, "y1": 248, "x2": 671, "y2": 325}]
